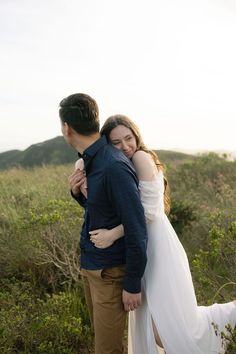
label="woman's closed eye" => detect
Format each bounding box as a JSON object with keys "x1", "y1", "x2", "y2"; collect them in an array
[
  {"x1": 112, "y1": 141, "x2": 120, "y2": 146},
  {"x1": 112, "y1": 136, "x2": 132, "y2": 145}
]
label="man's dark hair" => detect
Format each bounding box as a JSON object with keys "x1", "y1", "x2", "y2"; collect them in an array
[{"x1": 59, "y1": 93, "x2": 100, "y2": 135}]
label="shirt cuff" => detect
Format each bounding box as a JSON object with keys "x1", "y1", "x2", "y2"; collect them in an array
[
  {"x1": 123, "y1": 276, "x2": 141, "y2": 293},
  {"x1": 71, "y1": 190, "x2": 86, "y2": 207}
]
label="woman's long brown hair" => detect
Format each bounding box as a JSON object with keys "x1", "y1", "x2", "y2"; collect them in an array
[{"x1": 101, "y1": 115, "x2": 170, "y2": 214}]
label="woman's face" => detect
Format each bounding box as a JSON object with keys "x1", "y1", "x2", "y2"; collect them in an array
[{"x1": 109, "y1": 125, "x2": 137, "y2": 159}]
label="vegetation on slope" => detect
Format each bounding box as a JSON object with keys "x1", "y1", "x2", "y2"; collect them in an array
[{"x1": 0, "y1": 153, "x2": 235, "y2": 353}]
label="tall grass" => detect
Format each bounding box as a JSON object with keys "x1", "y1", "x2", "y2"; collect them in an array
[
  {"x1": 0, "y1": 155, "x2": 235, "y2": 353},
  {"x1": 0, "y1": 164, "x2": 93, "y2": 353}
]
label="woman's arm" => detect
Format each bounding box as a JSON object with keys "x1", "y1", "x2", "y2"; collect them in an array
[
  {"x1": 89, "y1": 224, "x2": 124, "y2": 248},
  {"x1": 90, "y1": 151, "x2": 156, "y2": 248},
  {"x1": 131, "y1": 150, "x2": 156, "y2": 181},
  {"x1": 133, "y1": 150, "x2": 164, "y2": 222}
]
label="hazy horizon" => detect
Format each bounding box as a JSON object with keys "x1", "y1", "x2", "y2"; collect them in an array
[{"x1": 0, "y1": 135, "x2": 235, "y2": 159}]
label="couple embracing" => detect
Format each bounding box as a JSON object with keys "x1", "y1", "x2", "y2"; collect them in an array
[{"x1": 59, "y1": 93, "x2": 236, "y2": 354}]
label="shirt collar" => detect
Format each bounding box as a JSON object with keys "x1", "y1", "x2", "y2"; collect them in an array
[{"x1": 77, "y1": 135, "x2": 108, "y2": 167}]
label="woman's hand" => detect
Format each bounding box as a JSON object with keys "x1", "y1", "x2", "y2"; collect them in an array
[{"x1": 89, "y1": 229, "x2": 115, "y2": 248}]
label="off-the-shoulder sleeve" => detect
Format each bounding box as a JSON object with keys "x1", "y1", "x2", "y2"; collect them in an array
[{"x1": 138, "y1": 171, "x2": 165, "y2": 222}]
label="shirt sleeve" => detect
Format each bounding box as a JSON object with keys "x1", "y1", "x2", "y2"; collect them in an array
[
  {"x1": 71, "y1": 190, "x2": 87, "y2": 208},
  {"x1": 104, "y1": 161, "x2": 147, "y2": 293}
]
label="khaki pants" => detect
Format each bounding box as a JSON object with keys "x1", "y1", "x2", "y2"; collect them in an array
[{"x1": 81, "y1": 266, "x2": 127, "y2": 354}]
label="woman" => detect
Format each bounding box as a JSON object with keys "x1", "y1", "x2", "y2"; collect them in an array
[{"x1": 80, "y1": 115, "x2": 236, "y2": 354}]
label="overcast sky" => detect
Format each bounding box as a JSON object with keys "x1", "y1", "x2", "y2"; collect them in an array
[{"x1": 1, "y1": 0, "x2": 236, "y2": 154}]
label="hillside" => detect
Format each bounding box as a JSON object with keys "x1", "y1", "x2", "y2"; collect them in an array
[
  {"x1": 0, "y1": 136, "x2": 77, "y2": 169},
  {"x1": 0, "y1": 153, "x2": 235, "y2": 352},
  {"x1": 154, "y1": 149, "x2": 196, "y2": 163},
  {"x1": 0, "y1": 136, "x2": 196, "y2": 169}
]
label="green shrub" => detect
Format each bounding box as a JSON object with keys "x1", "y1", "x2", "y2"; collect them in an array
[
  {"x1": 0, "y1": 155, "x2": 235, "y2": 352},
  {"x1": 192, "y1": 219, "x2": 236, "y2": 303},
  {"x1": 192, "y1": 220, "x2": 236, "y2": 352},
  {"x1": 0, "y1": 282, "x2": 92, "y2": 354},
  {"x1": 0, "y1": 165, "x2": 84, "y2": 292},
  {"x1": 169, "y1": 199, "x2": 196, "y2": 235}
]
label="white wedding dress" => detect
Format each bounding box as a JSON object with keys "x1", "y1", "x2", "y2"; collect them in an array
[{"x1": 128, "y1": 171, "x2": 236, "y2": 354}]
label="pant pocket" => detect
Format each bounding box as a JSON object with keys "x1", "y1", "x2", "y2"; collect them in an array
[{"x1": 101, "y1": 266, "x2": 125, "y2": 282}]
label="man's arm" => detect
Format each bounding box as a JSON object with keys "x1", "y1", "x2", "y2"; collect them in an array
[{"x1": 104, "y1": 160, "x2": 147, "y2": 308}]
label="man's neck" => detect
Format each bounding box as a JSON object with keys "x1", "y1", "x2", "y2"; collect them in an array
[{"x1": 73, "y1": 132, "x2": 101, "y2": 154}]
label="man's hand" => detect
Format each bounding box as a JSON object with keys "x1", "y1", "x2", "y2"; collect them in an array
[
  {"x1": 69, "y1": 169, "x2": 86, "y2": 197},
  {"x1": 122, "y1": 290, "x2": 142, "y2": 312}
]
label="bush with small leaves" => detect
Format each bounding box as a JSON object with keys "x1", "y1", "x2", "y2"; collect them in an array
[{"x1": 0, "y1": 281, "x2": 93, "y2": 354}]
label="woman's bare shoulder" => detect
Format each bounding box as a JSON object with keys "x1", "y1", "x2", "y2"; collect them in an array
[
  {"x1": 132, "y1": 150, "x2": 156, "y2": 180},
  {"x1": 132, "y1": 150, "x2": 152, "y2": 162}
]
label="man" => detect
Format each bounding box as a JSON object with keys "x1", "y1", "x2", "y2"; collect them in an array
[{"x1": 59, "y1": 93, "x2": 147, "y2": 354}]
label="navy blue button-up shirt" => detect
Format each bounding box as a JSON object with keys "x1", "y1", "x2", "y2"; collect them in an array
[{"x1": 74, "y1": 135, "x2": 147, "y2": 293}]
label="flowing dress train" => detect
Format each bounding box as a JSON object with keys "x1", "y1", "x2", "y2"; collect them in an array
[{"x1": 128, "y1": 172, "x2": 236, "y2": 354}]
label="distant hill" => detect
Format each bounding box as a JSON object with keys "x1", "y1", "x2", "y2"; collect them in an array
[
  {"x1": 0, "y1": 137, "x2": 77, "y2": 169},
  {"x1": 0, "y1": 136, "x2": 196, "y2": 170},
  {"x1": 154, "y1": 149, "x2": 195, "y2": 163}
]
